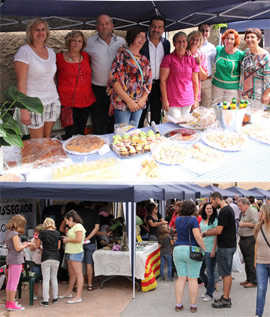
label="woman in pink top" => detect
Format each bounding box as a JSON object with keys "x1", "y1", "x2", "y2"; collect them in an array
[{"x1": 160, "y1": 32, "x2": 199, "y2": 118}]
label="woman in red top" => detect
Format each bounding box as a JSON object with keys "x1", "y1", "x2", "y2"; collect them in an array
[{"x1": 56, "y1": 31, "x2": 96, "y2": 139}]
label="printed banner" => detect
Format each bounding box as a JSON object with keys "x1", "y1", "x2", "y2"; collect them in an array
[{"x1": 0, "y1": 198, "x2": 37, "y2": 241}]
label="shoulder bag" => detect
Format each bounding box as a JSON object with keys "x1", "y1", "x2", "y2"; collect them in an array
[
  {"x1": 260, "y1": 227, "x2": 270, "y2": 248},
  {"x1": 60, "y1": 54, "x2": 81, "y2": 128},
  {"x1": 188, "y1": 217, "x2": 204, "y2": 262}
]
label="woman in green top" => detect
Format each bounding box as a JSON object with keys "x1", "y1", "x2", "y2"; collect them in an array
[
  {"x1": 59, "y1": 210, "x2": 86, "y2": 304},
  {"x1": 212, "y1": 29, "x2": 245, "y2": 103}
]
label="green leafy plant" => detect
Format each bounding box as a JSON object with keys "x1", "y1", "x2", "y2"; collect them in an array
[
  {"x1": 213, "y1": 23, "x2": 228, "y2": 30},
  {"x1": 0, "y1": 86, "x2": 44, "y2": 147}
]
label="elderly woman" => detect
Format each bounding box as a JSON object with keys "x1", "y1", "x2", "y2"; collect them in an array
[
  {"x1": 187, "y1": 31, "x2": 208, "y2": 105},
  {"x1": 56, "y1": 31, "x2": 96, "y2": 139},
  {"x1": 173, "y1": 200, "x2": 205, "y2": 313},
  {"x1": 212, "y1": 29, "x2": 245, "y2": 102},
  {"x1": 14, "y1": 18, "x2": 60, "y2": 138},
  {"x1": 107, "y1": 26, "x2": 152, "y2": 128},
  {"x1": 160, "y1": 31, "x2": 199, "y2": 118},
  {"x1": 240, "y1": 28, "x2": 270, "y2": 107}
]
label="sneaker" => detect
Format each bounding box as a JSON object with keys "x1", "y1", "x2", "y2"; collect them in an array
[
  {"x1": 33, "y1": 295, "x2": 38, "y2": 301},
  {"x1": 203, "y1": 295, "x2": 213, "y2": 302},
  {"x1": 40, "y1": 301, "x2": 49, "y2": 307},
  {"x1": 201, "y1": 293, "x2": 206, "y2": 298},
  {"x1": 190, "y1": 306, "x2": 197, "y2": 313},
  {"x1": 175, "y1": 305, "x2": 184, "y2": 312},
  {"x1": 7, "y1": 302, "x2": 25, "y2": 311},
  {"x1": 52, "y1": 298, "x2": 58, "y2": 304},
  {"x1": 212, "y1": 296, "x2": 231, "y2": 308}
]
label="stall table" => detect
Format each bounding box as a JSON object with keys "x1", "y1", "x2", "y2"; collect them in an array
[{"x1": 93, "y1": 243, "x2": 160, "y2": 291}]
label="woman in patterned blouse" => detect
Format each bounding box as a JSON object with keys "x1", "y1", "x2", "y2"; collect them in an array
[
  {"x1": 239, "y1": 28, "x2": 270, "y2": 108},
  {"x1": 107, "y1": 26, "x2": 152, "y2": 128}
]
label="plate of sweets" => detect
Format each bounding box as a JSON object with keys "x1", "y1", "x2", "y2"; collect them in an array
[
  {"x1": 202, "y1": 130, "x2": 248, "y2": 152},
  {"x1": 152, "y1": 141, "x2": 191, "y2": 165},
  {"x1": 241, "y1": 123, "x2": 270, "y2": 145},
  {"x1": 111, "y1": 130, "x2": 164, "y2": 158},
  {"x1": 63, "y1": 135, "x2": 106, "y2": 155}
]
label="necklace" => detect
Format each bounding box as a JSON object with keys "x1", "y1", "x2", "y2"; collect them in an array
[{"x1": 66, "y1": 52, "x2": 80, "y2": 62}]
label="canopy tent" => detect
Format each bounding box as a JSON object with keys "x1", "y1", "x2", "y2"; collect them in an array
[
  {"x1": 222, "y1": 19, "x2": 270, "y2": 32},
  {"x1": 226, "y1": 186, "x2": 265, "y2": 199},
  {"x1": 1, "y1": 0, "x2": 270, "y2": 32},
  {"x1": 249, "y1": 187, "x2": 270, "y2": 199},
  {"x1": 204, "y1": 185, "x2": 237, "y2": 197}
]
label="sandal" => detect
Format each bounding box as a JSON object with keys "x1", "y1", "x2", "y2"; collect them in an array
[{"x1": 87, "y1": 285, "x2": 96, "y2": 291}]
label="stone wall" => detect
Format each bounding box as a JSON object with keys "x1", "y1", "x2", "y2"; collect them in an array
[{"x1": 0, "y1": 30, "x2": 126, "y2": 101}]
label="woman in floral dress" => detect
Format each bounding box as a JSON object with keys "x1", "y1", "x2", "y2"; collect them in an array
[{"x1": 107, "y1": 26, "x2": 152, "y2": 128}]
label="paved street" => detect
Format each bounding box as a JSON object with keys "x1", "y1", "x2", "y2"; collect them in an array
[{"x1": 122, "y1": 264, "x2": 270, "y2": 317}]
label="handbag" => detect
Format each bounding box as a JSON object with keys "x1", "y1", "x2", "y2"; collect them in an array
[
  {"x1": 188, "y1": 218, "x2": 204, "y2": 262},
  {"x1": 60, "y1": 55, "x2": 81, "y2": 128}
]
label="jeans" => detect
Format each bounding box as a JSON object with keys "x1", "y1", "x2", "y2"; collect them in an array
[
  {"x1": 199, "y1": 252, "x2": 217, "y2": 297},
  {"x1": 256, "y1": 263, "x2": 270, "y2": 317},
  {"x1": 41, "y1": 260, "x2": 60, "y2": 302},
  {"x1": 160, "y1": 254, "x2": 173, "y2": 279},
  {"x1": 114, "y1": 109, "x2": 143, "y2": 128}
]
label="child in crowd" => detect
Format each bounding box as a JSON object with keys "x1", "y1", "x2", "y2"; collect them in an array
[
  {"x1": 36, "y1": 218, "x2": 61, "y2": 307},
  {"x1": 5, "y1": 215, "x2": 34, "y2": 311},
  {"x1": 158, "y1": 224, "x2": 174, "y2": 281},
  {"x1": 29, "y1": 224, "x2": 43, "y2": 301}
]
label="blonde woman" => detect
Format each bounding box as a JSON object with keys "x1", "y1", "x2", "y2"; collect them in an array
[
  {"x1": 254, "y1": 204, "x2": 270, "y2": 317},
  {"x1": 36, "y1": 218, "x2": 61, "y2": 307},
  {"x1": 187, "y1": 31, "x2": 208, "y2": 106},
  {"x1": 59, "y1": 210, "x2": 86, "y2": 304},
  {"x1": 14, "y1": 18, "x2": 60, "y2": 138}
]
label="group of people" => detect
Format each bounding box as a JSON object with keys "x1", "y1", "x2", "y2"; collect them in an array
[
  {"x1": 139, "y1": 193, "x2": 270, "y2": 316},
  {"x1": 13, "y1": 15, "x2": 270, "y2": 140},
  {"x1": 4, "y1": 203, "x2": 103, "y2": 311}
]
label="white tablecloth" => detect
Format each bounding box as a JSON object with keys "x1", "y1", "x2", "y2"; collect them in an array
[{"x1": 93, "y1": 243, "x2": 159, "y2": 280}]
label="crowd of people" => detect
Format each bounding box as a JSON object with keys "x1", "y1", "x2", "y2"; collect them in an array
[
  {"x1": 13, "y1": 15, "x2": 270, "y2": 139},
  {"x1": 3, "y1": 194, "x2": 270, "y2": 315}
]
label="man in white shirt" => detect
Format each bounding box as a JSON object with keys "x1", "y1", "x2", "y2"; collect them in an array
[
  {"x1": 199, "y1": 23, "x2": 216, "y2": 108},
  {"x1": 138, "y1": 16, "x2": 170, "y2": 127},
  {"x1": 85, "y1": 14, "x2": 126, "y2": 134}
]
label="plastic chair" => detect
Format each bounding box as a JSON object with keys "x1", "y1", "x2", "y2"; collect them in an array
[{"x1": 17, "y1": 261, "x2": 38, "y2": 306}]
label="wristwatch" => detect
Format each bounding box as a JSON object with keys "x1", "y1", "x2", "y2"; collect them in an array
[{"x1": 202, "y1": 232, "x2": 206, "y2": 238}]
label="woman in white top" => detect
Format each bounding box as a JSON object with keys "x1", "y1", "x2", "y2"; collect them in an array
[{"x1": 14, "y1": 18, "x2": 60, "y2": 138}]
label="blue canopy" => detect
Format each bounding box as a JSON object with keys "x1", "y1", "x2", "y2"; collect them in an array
[
  {"x1": 204, "y1": 185, "x2": 237, "y2": 197},
  {"x1": 222, "y1": 19, "x2": 270, "y2": 32},
  {"x1": 226, "y1": 186, "x2": 265, "y2": 199},
  {"x1": 1, "y1": 0, "x2": 269, "y2": 32},
  {"x1": 249, "y1": 187, "x2": 270, "y2": 199}
]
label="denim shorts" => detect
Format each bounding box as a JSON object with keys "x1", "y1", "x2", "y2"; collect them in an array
[
  {"x1": 217, "y1": 247, "x2": 236, "y2": 277},
  {"x1": 65, "y1": 252, "x2": 84, "y2": 263},
  {"x1": 173, "y1": 245, "x2": 203, "y2": 278},
  {"x1": 83, "y1": 243, "x2": 96, "y2": 265},
  {"x1": 31, "y1": 264, "x2": 42, "y2": 282}
]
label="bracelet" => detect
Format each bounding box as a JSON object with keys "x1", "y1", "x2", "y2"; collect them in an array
[{"x1": 202, "y1": 232, "x2": 206, "y2": 238}]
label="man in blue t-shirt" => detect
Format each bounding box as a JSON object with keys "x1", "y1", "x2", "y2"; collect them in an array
[{"x1": 202, "y1": 192, "x2": 236, "y2": 309}]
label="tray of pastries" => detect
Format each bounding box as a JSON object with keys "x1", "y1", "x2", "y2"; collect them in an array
[
  {"x1": 202, "y1": 130, "x2": 248, "y2": 152},
  {"x1": 242, "y1": 123, "x2": 270, "y2": 145},
  {"x1": 63, "y1": 135, "x2": 105, "y2": 155},
  {"x1": 111, "y1": 130, "x2": 164, "y2": 158}
]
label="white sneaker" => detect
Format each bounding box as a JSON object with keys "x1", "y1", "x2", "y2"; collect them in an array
[
  {"x1": 201, "y1": 293, "x2": 206, "y2": 298},
  {"x1": 33, "y1": 295, "x2": 38, "y2": 301},
  {"x1": 203, "y1": 295, "x2": 213, "y2": 302}
]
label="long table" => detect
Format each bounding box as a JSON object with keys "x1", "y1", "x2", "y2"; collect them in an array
[{"x1": 93, "y1": 243, "x2": 160, "y2": 291}]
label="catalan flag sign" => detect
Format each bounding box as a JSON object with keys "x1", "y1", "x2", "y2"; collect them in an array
[{"x1": 141, "y1": 248, "x2": 160, "y2": 291}]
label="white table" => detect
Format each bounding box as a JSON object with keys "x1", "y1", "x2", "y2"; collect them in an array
[{"x1": 93, "y1": 243, "x2": 159, "y2": 280}]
